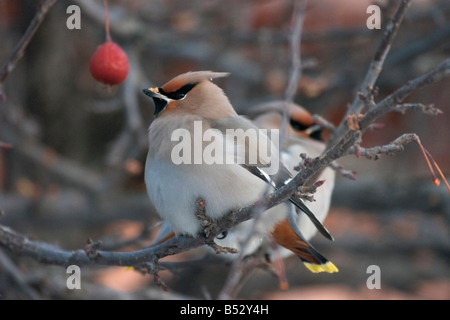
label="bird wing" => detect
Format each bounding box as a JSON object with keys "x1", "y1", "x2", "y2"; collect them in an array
[{"x1": 211, "y1": 116, "x2": 333, "y2": 241}]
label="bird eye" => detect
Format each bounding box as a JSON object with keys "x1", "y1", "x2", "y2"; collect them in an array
[
  {"x1": 290, "y1": 119, "x2": 309, "y2": 131},
  {"x1": 174, "y1": 93, "x2": 186, "y2": 100}
]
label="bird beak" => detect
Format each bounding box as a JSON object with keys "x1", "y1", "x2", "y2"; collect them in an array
[
  {"x1": 142, "y1": 87, "x2": 159, "y2": 98},
  {"x1": 143, "y1": 88, "x2": 170, "y2": 116}
]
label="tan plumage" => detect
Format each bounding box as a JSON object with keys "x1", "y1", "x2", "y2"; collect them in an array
[
  {"x1": 143, "y1": 71, "x2": 337, "y2": 273},
  {"x1": 144, "y1": 71, "x2": 283, "y2": 236}
]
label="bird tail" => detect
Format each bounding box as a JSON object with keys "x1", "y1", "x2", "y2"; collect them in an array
[
  {"x1": 298, "y1": 246, "x2": 339, "y2": 274},
  {"x1": 271, "y1": 219, "x2": 338, "y2": 273}
]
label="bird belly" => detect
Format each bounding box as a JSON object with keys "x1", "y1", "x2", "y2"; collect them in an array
[{"x1": 145, "y1": 157, "x2": 279, "y2": 236}]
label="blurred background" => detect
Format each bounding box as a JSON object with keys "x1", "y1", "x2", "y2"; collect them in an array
[{"x1": 0, "y1": 0, "x2": 449, "y2": 299}]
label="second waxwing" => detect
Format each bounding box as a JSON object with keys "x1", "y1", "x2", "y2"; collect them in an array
[
  {"x1": 219, "y1": 101, "x2": 336, "y2": 260},
  {"x1": 143, "y1": 71, "x2": 337, "y2": 273}
]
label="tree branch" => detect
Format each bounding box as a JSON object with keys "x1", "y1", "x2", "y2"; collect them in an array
[
  {"x1": 0, "y1": 248, "x2": 40, "y2": 299},
  {"x1": 0, "y1": 0, "x2": 59, "y2": 94},
  {"x1": 346, "y1": 133, "x2": 417, "y2": 159},
  {"x1": 0, "y1": 224, "x2": 203, "y2": 267},
  {"x1": 359, "y1": 58, "x2": 450, "y2": 131},
  {"x1": 329, "y1": 0, "x2": 412, "y2": 146}
]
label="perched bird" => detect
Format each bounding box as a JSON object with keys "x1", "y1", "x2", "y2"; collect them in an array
[
  {"x1": 249, "y1": 101, "x2": 336, "y2": 260},
  {"x1": 142, "y1": 71, "x2": 337, "y2": 273},
  {"x1": 214, "y1": 101, "x2": 336, "y2": 271}
]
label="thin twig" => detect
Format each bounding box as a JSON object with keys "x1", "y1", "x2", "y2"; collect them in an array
[
  {"x1": 359, "y1": 58, "x2": 450, "y2": 131},
  {"x1": 312, "y1": 114, "x2": 337, "y2": 132},
  {"x1": 329, "y1": 0, "x2": 412, "y2": 146},
  {"x1": 329, "y1": 162, "x2": 357, "y2": 180},
  {"x1": 103, "y1": 0, "x2": 111, "y2": 42},
  {"x1": 392, "y1": 103, "x2": 442, "y2": 116},
  {"x1": 284, "y1": 0, "x2": 307, "y2": 105},
  {"x1": 346, "y1": 134, "x2": 416, "y2": 159},
  {"x1": 0, "y1": 249, "x2": 41, "y2": 299},
  {"x1": 0, "y1": 0, "x2": 59, "y2": 92}
]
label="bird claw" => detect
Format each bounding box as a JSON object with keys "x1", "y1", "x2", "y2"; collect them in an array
[
  {"x1": 194, "y1": 197, "x2": 215, "y2": 237},
  {"x1": 207, "y1": 241, "x2": 239, "y2": 255},
  {"x1": 194, "y1": 198, "x2": 238, "y2": 254}
]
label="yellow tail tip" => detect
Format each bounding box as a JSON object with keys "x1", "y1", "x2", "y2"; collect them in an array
[{"x1": 304, "y1": 261, "x2": 339, "y2": 273}]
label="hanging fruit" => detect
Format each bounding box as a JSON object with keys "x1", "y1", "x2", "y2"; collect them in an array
[
  {"x1": 89, "y1": 41, "x2": 129, "y2": 85},
  {"x1": 89, "y1": 0, "x2": 129, "y2": 85}
]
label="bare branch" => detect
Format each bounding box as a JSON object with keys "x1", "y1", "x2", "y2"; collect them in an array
[
  {"x1": 392, "y1": 103, "x2": 442, "y2": 116},
  {"x1": 359, "y1": 58, "x2": 450, "y2": 131},
  {"x1": 0, "y1": 0, "x2": 59, "y2": 93},
  {"x1": 284, "y1": 1, "x2": 307, "y2": 104},
  {"x1": 0, "y1": 224, "x2": 204, "y2": 267},
  {"x1": 0, "y1": 249, "x2": 41, "y2": 299},
  {"x1": 312, "y1": 114, "x2": 337, "y2": 132},
  {"x1": 329, "y1": 162, "x2": 357, "y2": 180},
  {"x1": 329, "y1": 0, "x2": 412, "y2": 146},
  {"x1": 346, "y1": 133, "x2": 418, "y2": 159}
]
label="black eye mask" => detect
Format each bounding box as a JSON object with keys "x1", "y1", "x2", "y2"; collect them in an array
[
  {"x1": 289, "y1": 118, "x2": 310, "y2": 131},
  {"x1": 159, "y1": 83, "x2": 198, "y2": 100},
  {"x1": 143, "y1": 82, "x2": 199, "y2": 116}
]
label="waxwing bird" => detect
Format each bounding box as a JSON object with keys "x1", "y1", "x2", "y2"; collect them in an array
[
  {"x1": 142, "y1": 71, "x2": 337, "y2": 273},
  {"x1": 251, "y1": 101, "x2": 336, "y2": 268},
  {"x1": 216, "y1": 101, "x2": 336, "y2": 272}
]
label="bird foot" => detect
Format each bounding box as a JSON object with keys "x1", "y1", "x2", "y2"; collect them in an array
[
  {"x1": 195, "y1": 198, "x2": 238, "y2": 254},
  {"x1": 207, "y1": 241, "x2": 239, "y2": 255},
  {"x1": 195, "y1": 197, "x2": 215, "y2": 237}
]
